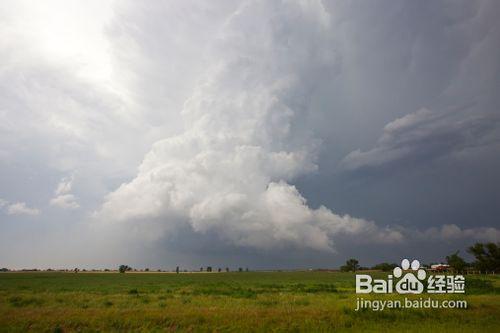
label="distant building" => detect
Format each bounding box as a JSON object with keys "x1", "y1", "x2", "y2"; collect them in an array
[{"x1": 430, "y1": 264, "x2": 450, "y2": 272}]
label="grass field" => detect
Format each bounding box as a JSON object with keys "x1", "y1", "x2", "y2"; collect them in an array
[{"x1": 0, "y1": 271, "x2": 499, "y2": 332}]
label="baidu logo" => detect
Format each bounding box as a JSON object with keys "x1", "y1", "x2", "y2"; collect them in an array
[
  {"x1": 356, "y1": 258, "x2": 463, "y2": 294},
  {"x1": 393, "y1": 259, "x2": 426, "y2": 294}
]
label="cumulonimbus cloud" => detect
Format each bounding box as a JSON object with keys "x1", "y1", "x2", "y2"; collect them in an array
[
  {"x1": 96, "y1": 0, "x2": 405, "y2": 251},
  {"x1": 96, "y1": 0, "x2": 500, "y2": 253}
]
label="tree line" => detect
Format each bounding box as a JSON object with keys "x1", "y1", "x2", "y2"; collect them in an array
[
  {"x1": 117, "y1": 265, "x2": 250, "y2": 273},
  {"x1": 340, "y1": 242, "x2": 500, "y2": 273}
]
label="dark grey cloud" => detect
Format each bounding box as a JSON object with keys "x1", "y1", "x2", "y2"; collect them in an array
[{"x1": 339, "y1": 106, "x2": 500, "y2": 172}]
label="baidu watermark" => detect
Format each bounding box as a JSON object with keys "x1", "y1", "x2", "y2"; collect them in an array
[
  {"x1": 355, "y1": 297, "x2": 468, "y2": 311},
  {"x1": 354, "y1": 259, "x2": 467, "y2": 311}
]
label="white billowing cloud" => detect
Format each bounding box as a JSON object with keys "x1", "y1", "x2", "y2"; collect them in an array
[
  {"x1": 50, "y1": 177, "x2": 79, "y2": 209},
  {"x1": 50, "y1": 194, "x2": 79, "y2": 210},
  {"x1": 0, "y1": 198, "x2": 7, "y2": 208},
  {"x1": 7, "y1": 202, "x2": 40, "y2": 216},
  {"x1": 97, "y1": 0, "x2": 403, "y2": 251},
  {"x1": 340, "y1": 106, "x2": 500, "y2": 171}
]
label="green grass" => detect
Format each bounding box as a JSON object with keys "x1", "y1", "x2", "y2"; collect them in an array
[{"x1": 0, "y1": 271, "x2": 498, "y2": 332}]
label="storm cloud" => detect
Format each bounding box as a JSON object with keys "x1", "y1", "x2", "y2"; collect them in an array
[{"x1": 1, "y1": 0, "x2": 499, "y2": 269}]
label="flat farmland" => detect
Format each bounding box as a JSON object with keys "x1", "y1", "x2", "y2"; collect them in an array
[{"x1": 0, "y1": 271, "x2": 498, "y2": 332}]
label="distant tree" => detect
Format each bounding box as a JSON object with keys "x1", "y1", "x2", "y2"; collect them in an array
[
  {"x1": 200, "y1": 267, "x2": 203, "y2": 272},
  {"x1": 74, "y1": 268, "x2": 79, "y2": 273},
  {"x1": 0, "y1": 268, "x2": 8, "y2": 272},
  {"x1": 238, "y1": 267, "x2": 243, "y2": 272},
  {"x1": 176, "y1": 266, "x2": 180, "y2": 274},
  {"x1": 446, "y1": 251, "x2": 467, "y2": 272},
  {"x1": 207, "y1": 266, "x2": 212, "y2": 272},
  {"x1": 218, "y1": 268, "x2": 221, "y2": 272},
  {"x1": 145, "y1": 268, "x2": 149, "y2": 272},
  {"x1": 226, "y1": 267, "x2": 229, "y2": 272},
  {"x1": 119, "y1": 265, "x2": 131, "y2": 273},
  {"x1": 245, "y1": 267, "x2": 249, "y2": 272},
  {"x1": 372, "y1": 263, "x2": 397, "y2": 272},
  {"x1": 468, "y1": 242, "x2": 500, "y2": 273},
  {"x1": 340, "y1": 259, "x2": 359, "y2": 272}
]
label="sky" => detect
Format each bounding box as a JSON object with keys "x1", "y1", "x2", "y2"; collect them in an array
[{"x1": 0, "y1": 0, "x2": 499, "y2": 270}]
